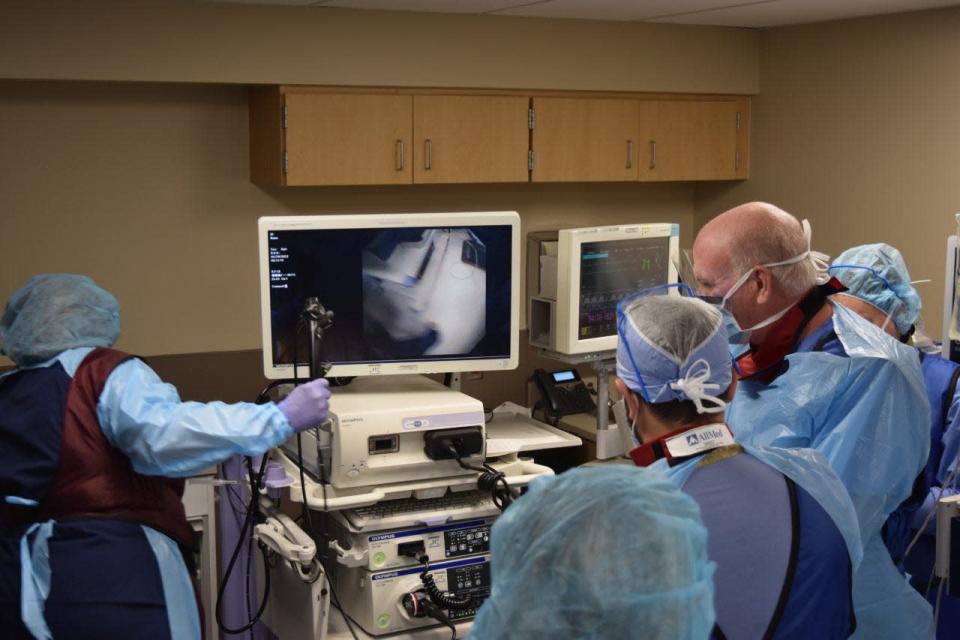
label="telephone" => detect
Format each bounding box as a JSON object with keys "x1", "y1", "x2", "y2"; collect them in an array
[{"x1": 533, "y1": 368, "x2": 596, "y2": 418}]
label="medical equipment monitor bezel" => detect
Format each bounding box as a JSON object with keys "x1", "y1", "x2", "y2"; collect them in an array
[
  {"x1": 258, "y1": 211, "x2": 521, "y2": 379},
  {"x1": 531, "y1": 223, "x2": 679, "y2": 355}
]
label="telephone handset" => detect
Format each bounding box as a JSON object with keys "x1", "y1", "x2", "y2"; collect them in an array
[{"x1": 533, "y1": 368, "x2": 596, "y2": 418}]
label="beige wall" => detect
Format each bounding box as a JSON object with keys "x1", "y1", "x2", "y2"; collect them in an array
[
  {"x1": 695, "y1": 7, "x2": 960, "y2": 338},
  {"x1": 1, "y1": 0, "x2": 758, "y2": 94},
  {"x1": 0, "y1": 80, "x2": 695, "y2": 364},
  {"x1": 0, "y1": 1, "x2": 756, "y2": 394}
]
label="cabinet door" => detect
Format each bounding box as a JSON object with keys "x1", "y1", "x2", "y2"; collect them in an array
[
  {"x1": 638, "y1": 99, "x2": 746, "y2": 181},
  {"x1": 284, "y1": 93, "x2": 413, "y2": 186},
  {"x1": 531, "y1": 97, "x2": 639, "y2": 182},
  {"x1": 413, "y1": 95, "x2": 529, "y2": 184}
]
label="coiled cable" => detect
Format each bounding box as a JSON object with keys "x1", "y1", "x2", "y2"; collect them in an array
[{"x1": 418, "y1": 555, "x2": 474, "y2": 611}]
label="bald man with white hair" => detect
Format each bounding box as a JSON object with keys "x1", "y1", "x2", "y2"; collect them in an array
[
  {"x1": 694, "y1": 202, "x2": 826, "y2": 353},
  {"x1": 692, "y1": 202, "x2": 934, "y2": 640}
]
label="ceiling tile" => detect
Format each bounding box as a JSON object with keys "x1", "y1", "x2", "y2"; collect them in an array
[
  {"x1": 197, "y1": 0, "x2": 960, "y2": 27},
  {"x1": 492, "y1": 0, "x2": 745, "y2": 21},
  {"x1": 646, "y1": 0, "x2": 960, "y2": 27},
  {"x1": 320, "y1": 0, "x2": 528, "y2": 13},
  {"x1": 203, "y1": 0, "x2": 322, "y2": 5}
]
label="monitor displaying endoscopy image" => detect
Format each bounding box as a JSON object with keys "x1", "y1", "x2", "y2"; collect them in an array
[
  {"x1": 258, "y1": 212, "x2": 520, "y2": 379},
  {"x1": 362, "y1": 228, "x2": 488, "y2": 359}
]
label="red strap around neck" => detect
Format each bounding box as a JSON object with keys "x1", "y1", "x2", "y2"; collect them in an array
[
  {"x1": 629, "y1": 423, "x2": 735, "y2": 467},
  {"x1": 735, "y1": 278, "x2": 845, "y2": 382}
]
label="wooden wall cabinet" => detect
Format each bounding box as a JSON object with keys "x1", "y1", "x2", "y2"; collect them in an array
[
  {"x1": 637, "y1": 98, "x2": 750, "y2": 181},
  {"x1": 530, "y1": 97, "x2": 640, "y2": 182},
  {"x1": 413, "y1": 95, "x2": 530, "y2": 184},
  {"x1": 250, "y1": 87, "x2": 752, "y2": 187},
  {"x1": 250, "y1": 88, "x2": 413, "y2": 187}
]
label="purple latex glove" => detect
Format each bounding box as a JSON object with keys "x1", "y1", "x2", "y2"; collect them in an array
[{"x1": 277, "y1": 378, "x2": 331, "y2": 432}]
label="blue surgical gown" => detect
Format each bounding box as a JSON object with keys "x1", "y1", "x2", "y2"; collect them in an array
[
  {"x1": 655, "y1": 443, "x2": 862, "y2": 639},
  {"x1": 0, "y1": 347, "x2": 294, "y2": 639},
  {"x1": 727, "y1": 303, "x2": 933, "y2": 639}
]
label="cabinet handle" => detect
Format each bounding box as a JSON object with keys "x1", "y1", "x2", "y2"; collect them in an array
[
  {"x1": 735, "y1": 149, "x2": 741, "y2": 171},
  {"x1": 396, "y1": 140, "x2": 404, "y2": 171},
  {"x1": 425, "y1": 139, "x2": 432, "y2": 171},
  {"x1": 626, "y1": 140, "x2": 633, "y2": 169},
  {"x1": 649, "y1": 140, "x2": 657, "y2": 170}
]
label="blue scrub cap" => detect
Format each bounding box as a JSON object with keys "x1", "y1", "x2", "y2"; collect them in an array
[
  {"x1": 616, "y1": 285, "x2": 733, "y2": 414},
  {"x1": 0, "y1": 274, "x2": 120, "y2": 366},
  {"x1": 470, "y1": 465, "x2": 715, "y2": 640},
  {"x1": 828, "y1": 243, "x2": 921, "y2": 336}
]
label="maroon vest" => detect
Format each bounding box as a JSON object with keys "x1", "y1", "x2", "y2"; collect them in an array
[{"x1": 38, "y1": 347, "x2": 195, "y2": 550}]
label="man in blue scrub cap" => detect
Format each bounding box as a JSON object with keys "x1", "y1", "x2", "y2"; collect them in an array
[
  {"x1": 830, "y1": 243, "x2": 960, "y2": 638},
  {"x1": 692, "y1": 203, "x2": 933, "y2": 639},
  {"x1": 0, "y1": 274, "x2": 332, "y2": 640},
  {"x1": 470, "y1": 465, "x2": 716, "y2": 640},
  {"x1": 614, "y1": 289, "x2": 862, "y2": 640}
]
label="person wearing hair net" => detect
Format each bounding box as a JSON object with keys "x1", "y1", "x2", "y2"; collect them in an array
[
  {"x1": 469, "y1": 465, "x2": 716, "y2": 640},
  {"x1": 0, "y1": 274, "x2": 331, "y2": 640},
  {"x1": 829, "y1": 243, "x2": 960, "y2": 637},
  {"x1": 614, "y1": 287, "x2": 862, "y2": 639},
  {"x1": 692, "y1": 203, "x2": 932, "y2": 639}
]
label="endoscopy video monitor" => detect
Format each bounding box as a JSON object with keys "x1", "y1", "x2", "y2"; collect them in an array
[{"x1": 259, "y1": 212, "x2": 520, "y2": 379}]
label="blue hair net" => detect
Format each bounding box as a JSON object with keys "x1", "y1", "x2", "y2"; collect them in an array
[
  {"x1": 828, "y1": 243, "x2": 921, "y2": 336},
  {"x1": 616, "y1": 286, "x2": 733, "y2": 414},
  {"x1": 0, "y1": 274, "x2": 120, "y2": 366},
  {"x1": 470, "y1": 465, "x2": 715, "y2": 640}
]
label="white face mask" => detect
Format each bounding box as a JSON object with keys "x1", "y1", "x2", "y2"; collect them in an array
[
  {"x1": 880, "y1": 312, "x2": 895, "y2": 335},
  {"x1": 714, "y1": 219, "x2": 830, "y2": 344},
  {"x1": 629, "y1": 413, "x2": 640, "y2": 448}
]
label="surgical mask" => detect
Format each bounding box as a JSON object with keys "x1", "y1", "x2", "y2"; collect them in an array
[
  {"x1": 880, "y1": 312, "x2": 895, "y2": 335},
  {"x1": 709, "y1": 219, "x2": 829, "y2": 344},
  {"x1": 612, "y1": 397, "x2": 641, "y2": 450},
  {"x1": 720, "y1": 307, "x2": 752, "y2": 345}
]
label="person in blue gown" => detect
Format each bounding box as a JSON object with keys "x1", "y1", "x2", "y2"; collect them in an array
[
  {"x1": 829, "y1": 243, "x2": 960, "y2": 638},
  {"x1": 0, "y1": 274, "x2": 331, "y2": 639},
  {"x1": 614, "y1": 287, "x2": 862, "y2": 639},
  {"x1": 691, "y1": 202, "x2": 933, "y2": 639},
  {"x1": 470, "y1": 465, "x2": 716, "y2": 640}
]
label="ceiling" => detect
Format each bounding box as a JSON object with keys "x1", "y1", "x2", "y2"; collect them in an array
[{"x1": 204, "y1": 0, "x2": 960, "y2": 28}]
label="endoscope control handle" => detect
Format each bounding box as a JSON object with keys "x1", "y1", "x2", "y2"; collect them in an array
[{"x1": 302, "y1": 297, "x2": 334, "y2": 380}]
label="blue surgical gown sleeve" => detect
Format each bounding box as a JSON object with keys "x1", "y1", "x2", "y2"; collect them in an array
[
  {"x1": 936, "y1": 386, "x2": 960, "y2": 487},
  {"x1": 911, "y1": 387, "x2": 960, "y2": 533},
  {"x1": 96, "y1": 358, "x2": 294, "y2": 477},
  {"x1": 816, "y1": 357, "x2": 927, "y2": 535},
  {"x1": 731, "y1": 352, "x2": 929, "y2": 540}
]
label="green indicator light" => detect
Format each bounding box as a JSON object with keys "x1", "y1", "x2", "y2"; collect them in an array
[
  {"x1": 373, "y1": 551, "x2": 386, "y2": 566},
  {"x1": 377, "y1": 614, "x2": 391, "y2": 629}
]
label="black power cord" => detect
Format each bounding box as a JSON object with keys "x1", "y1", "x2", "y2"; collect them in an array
[
  {"x1": 215, "y1": 455, "x2": 271, "y2": 636},
  {"x1": 216, "y1": 302, "x2": 357, "y2": 638},
  {"x1": 402, "y1": 591, "x2": 457, "y2": 640},
  {"x1": 443, "y1": 444, "x2": 516, "y2": 511},
  {"x1": 291, "y1": 308, "x2": 362, "y2": 640},
  {"x1": 419, "y1": 561, "x2": 473, "y2": 610},
  {"x1": 329, "y1": 579, "x2": 361, "y2": 640},
  {"x1": 254, "y1": 379, "x2": 298, "y2": 405},
  {"x1": 414, "y1": 554, "x2": 471, "y2": 640}
]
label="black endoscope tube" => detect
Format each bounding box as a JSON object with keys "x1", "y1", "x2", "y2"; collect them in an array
[{"x1": 304, "y1": 297, "x2": 325, "y2": 380}]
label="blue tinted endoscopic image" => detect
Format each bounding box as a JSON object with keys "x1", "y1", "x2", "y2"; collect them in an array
[
  {"x1": 268, "y1": 224, "x2": 511, "y2": 367},
  {"x1": 362, "y1": 228, "x2": 487, "y2": 359}
]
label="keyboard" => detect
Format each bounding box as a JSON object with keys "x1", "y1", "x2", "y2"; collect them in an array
[{"x1": 343, "y1": 490, "x2": 499, "y2": 531}]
